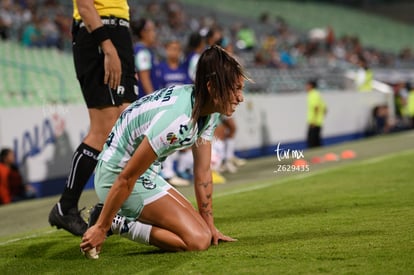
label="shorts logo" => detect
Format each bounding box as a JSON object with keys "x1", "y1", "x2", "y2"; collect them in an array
[
  {"x1": 117, "y1": 85, "x2": 125, "y2": 96},
  {"x1": 141, "y1": 176, "x2": 156, "y2": 190},
  {"x1": 167, "y1": 132, "x2": 178, "y2": 144}
]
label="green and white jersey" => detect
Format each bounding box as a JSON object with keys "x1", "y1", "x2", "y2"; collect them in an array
[{"x1": 100, "y1": 84, "x2": 219, "y2": 168}]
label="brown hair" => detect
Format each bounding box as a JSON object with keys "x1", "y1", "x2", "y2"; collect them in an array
[
  {"x1": 131, "y1": 18, "x2": 152, "y2": 39},
  {"x1": 192, "y1": 45, "x2": 248, "y2": 122}
]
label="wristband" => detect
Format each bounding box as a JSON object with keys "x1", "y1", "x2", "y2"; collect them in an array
[{"x1": 91, "y1": 26, "x2": 110, "y2": 45}]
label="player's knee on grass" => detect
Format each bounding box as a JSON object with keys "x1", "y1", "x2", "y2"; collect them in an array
[{"x1": 184, "y1": 228, "x2": 212, "y2": 251}]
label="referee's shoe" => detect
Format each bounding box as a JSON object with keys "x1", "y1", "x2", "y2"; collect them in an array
[{"x1": 49, "y1": 203, "x2": 87, "y2": 236}]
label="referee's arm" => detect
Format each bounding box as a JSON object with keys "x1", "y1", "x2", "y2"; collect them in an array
[{"x1": 76, "y1": 0, "x2": 121, "y2": 89}]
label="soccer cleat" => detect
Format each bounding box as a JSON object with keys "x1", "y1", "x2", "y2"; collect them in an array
[
  {"x1": 88, "y1": 203, "x2": 103, "y2": 228},
  {"x1": 111, "y1": 214, "x2": 129, "y2": 235},
  {"x1": 176, "y1": 170, "x2": 193, "y2": 181},
  {"x1": 212, "y1": 171, "x2": 226, "y2": 184},
  {"x1": 220, "y1": 161, "x2": 238, "y2": 174},
  {"x1": 231, "y1": 156, "x2": 247, "y2": 167},
  {"x1": 88, "y1": 203, "x2": 129, "y2": 236},
  {"x1": 49, "y1": 204, "x2": 87, "y2": 236},
  {"x1": 167, "y1": 176, "x2": 191, "y2": 187}
]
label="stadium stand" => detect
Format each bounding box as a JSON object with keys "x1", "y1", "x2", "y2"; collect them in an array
[
  {"x1": 179, "y1": 0, "x2": 414, "y2": 54},
  {"x1": 1, "y1": 0, "x2": 413, "y2": 104},
  {"x1": 245, "y1": 67, "x2": 349, "y2": 94},
  {"x1": 0, "y1": 41, "x2": 80, "y2": 107}
]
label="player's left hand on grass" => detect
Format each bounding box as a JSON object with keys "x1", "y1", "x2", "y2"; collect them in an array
[{"x1": 211, "y1": 228, "x2": 237, "y2": 245}]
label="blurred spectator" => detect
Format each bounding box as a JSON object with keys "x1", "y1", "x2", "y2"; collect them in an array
[
  {"x1": 163, "y1": 0, "x2": 188, "y2": 40},
  {"x1": 21, "y1": 15, "x2": 42, "y2": 47},
  {"x1": 394, "y1": 81, "x2": 413, "y2": 129},
  {"x1": 325, "y1": 26, "x2": 335, "y2": 51},
  {"x1": 370, "y1": 105, "x2": 395, "y2": 134},
  {"x1": 0, "y1": 157, "x2": 11, "y2": 205},
  {"x1": 258, "y1": 12, "x2": 276, "y2": 37},
  {"x1": 369, "y1": 99, "x2": 411, "y2": 135},
  {"x1": 355, "y1": 57, "x2": 373, "y2": 92},
  {"x1": 306, "y1": 79, "x2": 327, "y2": 148},
  {"x1": 0, "y1": 148, "x2": 36, "y2": 202},
  {"x1": 407, "y1": 83, "x2": 414, "y2": 128},
  {"x1": 183, "y1": 31, "x2": 205, "y2": 82},
  {"x1": 398, "y1": 47, "x2": 412, "y2": 61},
  {"x1": 235, "y1": 24, "x2": 256, "y2": 51},
  {"x1": 393, "y1": 82, "x2": 407, "y2": 121},
  {"x1": 157, "y1": 39, "x2": 191, "y2": 88},
  {"x1": 139, "y1": 1, "x2": 162, "y2": 22},
  {"x1": 214, "y1": 116, "x2": 247, "y2": 174},
  {"x1": 131, "y1": 18, "x2": 160, "y2": 97},
  {"x1": 0, "y1": 0, "x2": 13, "y2": 40},
  {"x1": 401, "y1": 82, "x2": 410, "y2": 118},
  {"x1": 54, "y1": 10, "x2": 72, "y2": 50},
  {"x1": 254, "y1": 35, "x2": 281, "y2": 68},
  {"x1": 372, "y1": 105, "x2": 388, "y2": 134},
  {"x1": 40, "y1": 17, "x2": 60, "y2": 48},
  {"x1": 279, "y1": 45, "x2": 295, "y2": 68},
  {"x1": 210, "y1": 127, "x2": 227, "y2": 184},
  {"x1": 205, "y1": 26, "x2": 223, "y2": 47}
]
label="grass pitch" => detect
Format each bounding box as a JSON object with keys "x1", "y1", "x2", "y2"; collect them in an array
[{"x1": 0, "y1": 132, "x2": 413, "y2": 274}]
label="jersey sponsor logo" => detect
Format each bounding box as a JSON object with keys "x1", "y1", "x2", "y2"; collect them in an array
[{"x1": 167, "y1": 132, "x2": 178, "y2": 144}]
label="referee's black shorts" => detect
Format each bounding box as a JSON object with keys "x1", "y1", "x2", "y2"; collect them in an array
[{"x1": 72, "y1": 18, "x2": 137, "y2": 108}]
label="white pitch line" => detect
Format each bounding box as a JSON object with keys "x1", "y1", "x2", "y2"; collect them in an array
[
  {"x1": 0, "y1": 230, "x2": 56, "y2": 246},
  {"x1": 359, "y1": 148, "x2": 414, "y2": 165}
]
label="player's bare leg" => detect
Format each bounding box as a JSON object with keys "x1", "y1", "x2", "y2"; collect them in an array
[{"x1": 138, "y1": 188, "x2": 212, "y2": 251}]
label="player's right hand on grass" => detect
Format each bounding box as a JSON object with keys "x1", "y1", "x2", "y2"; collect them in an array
[{"x1": 80, "y1": 225, "x2": 106, "y2": 255}]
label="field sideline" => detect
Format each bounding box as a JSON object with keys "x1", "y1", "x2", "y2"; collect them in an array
[{"x1": 0, "y1": 131, "x2": 413, "y2": 274}]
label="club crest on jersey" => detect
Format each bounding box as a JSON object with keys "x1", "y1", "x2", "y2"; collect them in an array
[
  {"x1": 141, "y1": 176, "x2": 156, "y2": 190},
  {"x1": 167, "y1": 132, "x2": 178, "y2": 144}
]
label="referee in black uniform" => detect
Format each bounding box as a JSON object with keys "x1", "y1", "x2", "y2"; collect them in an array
[{"x1": 49, "y1": 0, "x2": 137, "y2": 236}]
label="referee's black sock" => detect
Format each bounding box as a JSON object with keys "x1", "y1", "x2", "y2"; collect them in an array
[{"x1": 59, "y1": 142, "x2": 100, "y2": 215}]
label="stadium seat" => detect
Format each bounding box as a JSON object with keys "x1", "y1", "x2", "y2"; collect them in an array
[{"x1": 0, "y1": 41, "x2": 81, "y2": 107}]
